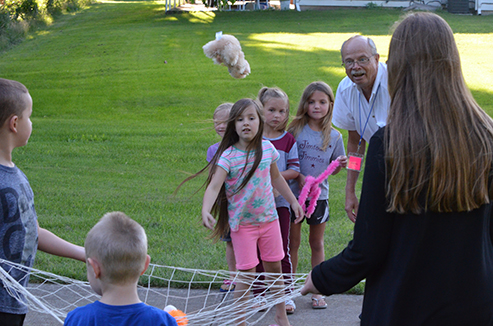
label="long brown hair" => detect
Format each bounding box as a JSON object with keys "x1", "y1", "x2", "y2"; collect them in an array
[
  {"x1": 386, "y1": 12, "x2": 493, "y2": 214},
  {"x1": 287, "y1": 81, "x2": 335, "y2": 151},
  {"x1": 176, "y1": 98, "x2": 265, "y2": 240}
]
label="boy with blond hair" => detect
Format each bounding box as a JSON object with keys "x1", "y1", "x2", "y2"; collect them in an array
[
  {"x1": 64, "y1": 212, "x2": 178, "y2": 326},
  {"x1": 0, "y1": 78, "x2": 86, "y2": 326}
]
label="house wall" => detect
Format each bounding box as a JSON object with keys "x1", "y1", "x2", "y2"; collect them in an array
[
  {"x1": 298, "y1": 0, "x2": 409, "y2": 8},
  {"x1": 297, "y1": 0, "x2": 492, "y2": 14}
]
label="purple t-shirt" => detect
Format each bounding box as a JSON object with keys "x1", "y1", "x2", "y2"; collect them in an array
[{"x1": 206, "y1": 142, "x2": 220, "y2": 163}]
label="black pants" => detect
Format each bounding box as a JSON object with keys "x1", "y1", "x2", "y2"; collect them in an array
[{"x1": 0, "y1": 312, "x2": 26, "y2": 326}]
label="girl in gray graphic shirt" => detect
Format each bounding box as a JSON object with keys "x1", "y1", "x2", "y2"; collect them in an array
[{"x1": 287, "y1": 81, "x2": 347, "y2": 310}]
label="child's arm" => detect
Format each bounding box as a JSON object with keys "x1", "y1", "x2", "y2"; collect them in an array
[
  {"x1": 37, "y1": 223, "x2": 86, "y2": 262},
  {"x1": 332, "y1": 155, "x2": 348, "y2": 175},
  {"x1": 201, "y1": 167, "x2": 228, "y2": 230},
  {"x1": 295, "y1": 173, "x2": 306, "y2": 189},
  {"x1": 273, "y1": 169, "x2": 299, "y2": 197},
  {"x1": 280, "y1": 169, "x2": 299, "y2": 181},
  {"x1": 270, "y1": 163, "x2": 304, "y2": 224}
]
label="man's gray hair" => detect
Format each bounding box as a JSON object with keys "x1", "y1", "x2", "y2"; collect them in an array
[{"x1": 340, "y1": 35, "x2": 378, "y2": 61}]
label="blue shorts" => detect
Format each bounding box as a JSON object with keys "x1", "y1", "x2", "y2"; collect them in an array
[{"x1": 220, "y1": 231, "x2": 232, "y2": 242}]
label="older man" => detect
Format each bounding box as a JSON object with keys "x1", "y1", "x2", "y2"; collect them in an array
[{"x1": 332, "y1": 35, "x2": 390, "y2": 223}]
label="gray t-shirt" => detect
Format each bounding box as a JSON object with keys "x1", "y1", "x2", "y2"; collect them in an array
[
  {"x1": 290, "y1": 125, "x2": 345, "y2": 200},
  {"x1": 0, "y1": 164, "x2": 38, "y2": 314}
]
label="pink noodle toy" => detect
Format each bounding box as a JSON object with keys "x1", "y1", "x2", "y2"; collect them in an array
[{"x1": 298, "y1": 160, "x2": 341, "y2": 217}]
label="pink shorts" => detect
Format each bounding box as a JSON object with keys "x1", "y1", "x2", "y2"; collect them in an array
[{"x1": 230, "y1": 220, "x2": 284, "y2": 271}]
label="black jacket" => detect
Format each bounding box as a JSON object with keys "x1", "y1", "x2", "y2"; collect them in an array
[{"x1": 312, "y1": 128, "x2": 493, "y2": 326}]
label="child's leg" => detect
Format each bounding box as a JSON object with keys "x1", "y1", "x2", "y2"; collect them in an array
[
  {"x1": 253, "y1": 250, "x2": 265, "y2": 298},
  {"x1": 226, "y1": 240, "x2": 236, "y2": 274},
  {"x1": 306, "y1": 200, "x2": 329, "y2": 309},
  {"x1": 288, "y1": 222, "x2": 302, "y2": 273},
  {"x1": 258, "y1": 220, "x2": 289, "y2": 325},
  {"x1": 278, "y1": 207, "x2": 295, "y2": 314},
  {"x1": 309, "y1": 222, "x2": 327, "y2": 308},
  {"x1": 234, "y1": 267, "x2": 256, "y2": 326},
  {"x1": 263, "y1": 261, "x2": 290, "y2": 326},
  {"x1": 277, "y1": 207, "x2": 292, "y2": 283},
  {"x1": 230, "y1": 225, "x2": 262, "y2": 325},
  {"x1": 309, "y1": 223, "x2": 326, "y2": 268},
  {"x1": 221, "y1": 233, "x2": 237, "y2": 292}
]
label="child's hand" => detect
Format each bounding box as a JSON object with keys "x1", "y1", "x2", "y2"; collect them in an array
[
  {"x1": 273, "y1": 188, "x2": 280, "y2": 198},
  {"x1": 296, "y1": 173, "x2": 306, "y2": 189},
  {"x1": 202, "y1": 211, "x2": 216, "y2": 230},
  {"x1": 336, "y1": 155, "x2": 348, "y2": 169},
  {"x1": 291, "y1": 201, "x2": 305, "y2": 224}
]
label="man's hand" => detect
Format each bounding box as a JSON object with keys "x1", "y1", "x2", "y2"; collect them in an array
[{"x1": 345, "y1": 192, "x2": 358, "y2": 223}]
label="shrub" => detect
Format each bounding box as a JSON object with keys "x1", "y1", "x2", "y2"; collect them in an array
[
  {"x1": 45, "y1": 0, "x2": 62, "y2": 16},
  {"x1": 3, "y1": 0, "x2": 38, "y2": 20},
  {"x1": 0, "y1": 0, "x2": 91, "y2": 51}
]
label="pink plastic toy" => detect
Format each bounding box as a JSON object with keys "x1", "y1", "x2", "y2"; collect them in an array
[{"x1": 298, "y1": 160, "x2": 341, "y2": 217}]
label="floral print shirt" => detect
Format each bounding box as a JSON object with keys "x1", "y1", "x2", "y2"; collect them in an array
[{"x1": 217, "y1": 140, "x2": 279, "y2": 231}]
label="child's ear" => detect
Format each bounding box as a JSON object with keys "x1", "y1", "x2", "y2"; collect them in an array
[
  {"x1": 8, "y1": 115, "x2": 19, "y2": 133},
  {"x1": 140, "y1": 255, "x2": 151, "y2": 275},
  {"x1": 87, "y1": 258, "x2": 102, "y2": 279}
]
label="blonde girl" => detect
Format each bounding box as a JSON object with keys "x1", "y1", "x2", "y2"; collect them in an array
[
  {"x1": 206, "y1": 102, "x2": 237, "y2": 293},
  {"x1": 256, "y1": 87, "x2": 300, "y2": 314},
  {"x1": 184, "y1": 98, "x2": 303, "y2": 326},
  {"x1": 287, "y1": 82, "x2": 347, "y2": 309}
]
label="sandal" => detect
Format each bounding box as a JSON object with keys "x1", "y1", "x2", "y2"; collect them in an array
[
  {"x1": 311, "y1": 296, "x2": 327, "y2": 309},
  {"x1": 285, "y1": 299, "x2": 296, "y2": 315},
  {"x1": 219, "y1": 279, "x2": 236, "y2": 292},
  {"x1": 252, "y1": 296, "x2": 267, "y2": 312}
]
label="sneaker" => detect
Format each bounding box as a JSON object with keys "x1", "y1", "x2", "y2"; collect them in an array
[{"x1": 220, "y1": 279, "x2": 236, "y2": 292}]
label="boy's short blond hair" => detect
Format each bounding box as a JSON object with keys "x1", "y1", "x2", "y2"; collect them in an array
[
  {"x1": 0, "y1": 78, "x2": 30, "y2": 128},
  {"x1": 85, "y1": 212, "x2": 148, "y2": 285}
]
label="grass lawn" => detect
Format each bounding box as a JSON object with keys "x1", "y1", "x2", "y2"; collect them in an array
[{"x1": 1, "y1": 2, "x2": 492, "y2": 293}]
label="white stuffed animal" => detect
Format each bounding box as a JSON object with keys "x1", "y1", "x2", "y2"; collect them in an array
[{"x1": 203, "y1": 32, "x2": 250, "y2": 79}]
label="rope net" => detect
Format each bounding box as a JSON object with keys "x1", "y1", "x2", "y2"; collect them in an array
[{"x1": 0, "y1": 258, "x2": 307, "y2": 325}]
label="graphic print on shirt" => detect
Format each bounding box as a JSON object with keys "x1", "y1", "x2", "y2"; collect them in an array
[{"x1": 1, "y1": 183, "x2": 37, "y2": 268}]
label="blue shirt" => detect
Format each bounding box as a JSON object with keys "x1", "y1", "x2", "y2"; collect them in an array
[{"x1": 64, "y1": 301, "x2": 179, "y2": 326}]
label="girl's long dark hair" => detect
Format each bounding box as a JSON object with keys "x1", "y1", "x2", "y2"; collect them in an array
[{"x1": 176, "y1": 98, "x2": 265, "y2": 240}]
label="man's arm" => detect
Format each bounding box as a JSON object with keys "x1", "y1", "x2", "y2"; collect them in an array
[{"x1": 345, "y1": 130, "x2": 366, "y2": 223}]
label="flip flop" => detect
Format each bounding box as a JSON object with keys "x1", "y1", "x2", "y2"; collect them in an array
[{"x1": 311, "y1": 296, "x2": 327, "y2": 309}]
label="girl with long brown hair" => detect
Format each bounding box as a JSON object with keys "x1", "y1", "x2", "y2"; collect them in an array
[
  {"x1": 181, "y1": 98, "x2": 304, "y2": 326},
  {"x1": 301, "y1": 12, "x2": 493, "y2": 325}
]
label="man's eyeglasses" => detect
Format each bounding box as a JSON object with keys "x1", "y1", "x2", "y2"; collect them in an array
[{"x1": 342, "y1": 56, "x2": 373, "y2": 68}]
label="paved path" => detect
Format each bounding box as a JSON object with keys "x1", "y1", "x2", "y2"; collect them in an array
[{"x1": 24, "y1": 289, "x2": 362, "y2": 326}]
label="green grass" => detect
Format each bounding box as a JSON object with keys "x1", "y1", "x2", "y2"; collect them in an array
[{"x1": 1, "y1": 3, "x2": 492, "y2": 294}]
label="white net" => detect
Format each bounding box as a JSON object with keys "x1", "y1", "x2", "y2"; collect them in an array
[{"x1": 0, "y1": 258, "x2": 308, "y2": 325}]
